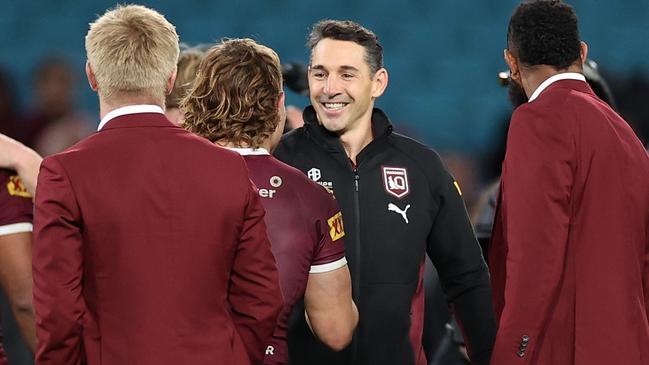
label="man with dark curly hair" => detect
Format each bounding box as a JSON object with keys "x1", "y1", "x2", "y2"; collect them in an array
[
  {"x1": 489, "y1": 1, "x2": 649, "y2": 364},
  {"x1": 182, "y1": 38, "x2": 358, "y2": 365}
]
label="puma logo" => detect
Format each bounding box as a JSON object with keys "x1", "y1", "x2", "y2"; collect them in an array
[{"x1": 388, "y1": 203, "x2": 411, "y2": 224}]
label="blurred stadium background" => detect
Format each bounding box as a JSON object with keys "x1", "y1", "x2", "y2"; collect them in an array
[{"x1": 1, "y1": 1, "x2": 648, "y2": 152}]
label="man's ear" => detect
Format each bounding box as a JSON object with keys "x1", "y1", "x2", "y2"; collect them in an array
[
  {"x1": 579, "y1": 41, "x2": 588, "y2": 64},
  {"x1": 371, "y1": 68, "x2": 388, "y2": 98},
  {"x1": 165, "y1": 67, "x2": 178, "y2": 95},
  {"x1": 277, "y1": 90, "x2": 286, "y2": 110},
  {"x1": 86, "y1": 61, "x2": 98, "y2": 91},
  {"x1": 504, "y1": 49, "x2": 520, "y2": 82}
]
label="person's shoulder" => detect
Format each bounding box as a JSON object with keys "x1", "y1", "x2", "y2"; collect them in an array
[
  {"x1": 386, "y1": 132, "x2": 454, "y2": 195},
  {"x1": 269, "y1": 156, "x2": 334, "y2": 206},
  {"x1": 511, "y1": 96, "x2": 571, "y2": 134},
  {"x1": 270, "y1": 156, "x2": 330, "y2": 195},
  {"x1": 388, "y1": 132, "x2": 446, "y2": 171},
  {"x1": 173, "y1": 129, "x2": 247, "y2": 161},
  {"x1": 517, "y1": 81, "x2": 588, "y2": 121},
  {"x1": 40, "y1": 132, "x2": 98, "y2": 166},
  {"x1": 278, "y1": 126, "x2": 312, "y2": 149},
  {"x1": 275, "y1": 126, "x2": 317, "y2": 163}
]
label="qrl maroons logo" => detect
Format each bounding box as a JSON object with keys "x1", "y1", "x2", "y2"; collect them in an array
[{"x1": 382, "y1": 166, "x2": 409, "y2": 199}]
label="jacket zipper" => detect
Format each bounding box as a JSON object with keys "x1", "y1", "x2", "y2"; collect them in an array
[
  {"x1": 352, "y1": 167, "x2": 361, "y2": 357},
  {"x1": 352, "y1": 168, "x2": 360, "y2": 303}
]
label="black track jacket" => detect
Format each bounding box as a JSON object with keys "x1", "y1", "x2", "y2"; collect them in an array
[{"x1": 274, "y1": 106, "x2": 495, "y2": 365}]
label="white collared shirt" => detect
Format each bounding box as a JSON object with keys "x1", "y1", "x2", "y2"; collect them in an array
[
  {"x1": 222, "y1": 147, "x2": 270, "y2": 156},
  {"x1": 97, "y1": 104, "x2": 165, "y2": 131},
  {"x1": 528, "y1": 72, "x2": 586, "y2": 102}
]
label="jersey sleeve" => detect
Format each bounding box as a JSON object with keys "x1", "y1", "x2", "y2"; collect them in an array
[
  {"x1": 309, "y1": 189, "x2": 347, "y2": 274},
  {"x1": 0, "y1": 170, "x2": 33, "y2": 236}
]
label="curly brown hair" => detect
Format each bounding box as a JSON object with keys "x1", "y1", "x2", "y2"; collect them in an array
[{"x1": 181, "y1": 38, "x2": 282, "y2": 148}]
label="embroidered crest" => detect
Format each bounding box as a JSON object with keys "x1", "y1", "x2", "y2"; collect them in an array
[{"x1": 382, "y1": 166, "x2": 409, "y2": 199}]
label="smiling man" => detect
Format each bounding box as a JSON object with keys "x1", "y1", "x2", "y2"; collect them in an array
[{"x1": 274, "y1": 20, "x2": 496, "y2": 365}]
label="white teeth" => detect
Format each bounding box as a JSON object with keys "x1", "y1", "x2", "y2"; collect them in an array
[{"x1": 323, "y1": 103, "x2": 346, "y2": 110}]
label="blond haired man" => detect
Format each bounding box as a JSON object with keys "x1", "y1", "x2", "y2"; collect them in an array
[
  {"x1": 183, "y1": 38, "x2": 358, "y2": 365},
  {"x1": 32, "y1": 6, "x2": 282, "y2": 365},
  {"x1": 165, "y1": 46, "x2": 205, "y2": 126}
]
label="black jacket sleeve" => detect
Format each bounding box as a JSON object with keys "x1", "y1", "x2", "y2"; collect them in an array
[{"x1": 426, "y1": 161, "x2": 496, "y2": 365}]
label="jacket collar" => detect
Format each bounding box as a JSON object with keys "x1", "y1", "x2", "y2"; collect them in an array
[
  {"x1": 97, "y1": 105, "x2": 174, "y2": 131},
  {"x1": 528, "y1": 72, "x2": 588, "y2": 102},
  {"x1": 302, "y1": 105, "x2": 393, "y2": 153},
  {"x1": 223, "y1": 147, "x2": 270, "y2": 156}
]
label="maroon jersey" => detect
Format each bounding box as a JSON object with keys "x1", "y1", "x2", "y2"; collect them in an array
[
  {"x1": 0, "y1": 170, "x2": 33, "y2": 365},
  {"x1": 228, "y1": 148, "x2": 347, "y2": 365}
]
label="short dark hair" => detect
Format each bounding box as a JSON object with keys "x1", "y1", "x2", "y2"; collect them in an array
[
  {"x1": 508, "y1": 0, "x2": 581, "y2": 69},
  {"x1": 307, "y1": 19, "x2": 383, "y2": 74}
]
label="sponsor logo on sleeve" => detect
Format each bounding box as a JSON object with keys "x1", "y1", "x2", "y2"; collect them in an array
[
  {"x1": 327, "y1": 212, "x2": 345, "y2": 241},
  {"x1": 6, "y1": 175, "x2": 31, "y2": 198},
  {"x1": 382, "y1": 166, "x2": 409, "y2": 199}
]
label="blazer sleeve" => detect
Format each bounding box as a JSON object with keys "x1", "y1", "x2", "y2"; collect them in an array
[
  {"x1": 228, "y1": 180, "x2": 283, "y2": 365},
  {"x1": 426, "y1": 159, "x2": 496, "y2": 365},
  {"x1": 32, "y1": 156, "x2": 85, "y2": 365},
  {"x1": 490, "y1": 106, "x2": 574, "y2": 364},
  {"x1": 645, "y1": 226, "x2": 649, "y2": 323}
]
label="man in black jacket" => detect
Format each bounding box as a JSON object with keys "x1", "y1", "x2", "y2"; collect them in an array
[{"x1": 274, "y1": 20, "x2": 495, "y2": 365}]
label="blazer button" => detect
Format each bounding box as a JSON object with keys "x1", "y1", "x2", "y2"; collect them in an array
[
  {"x1": 521, "y1": 335, "x2": 530, "y2": 343},
  {"x1": 517, "y1": 350, "x2": 525, "y2": 358}
]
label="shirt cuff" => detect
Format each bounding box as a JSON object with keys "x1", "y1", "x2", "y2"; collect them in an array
[
  {"x1": 309, "y1": 257, "x2": 347, "y2": 274},
  {"x1": 0, "y1": 222, "x2": 33, "y2": 236}
]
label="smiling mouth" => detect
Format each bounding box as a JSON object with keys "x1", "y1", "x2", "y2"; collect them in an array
[{"x1": 322, "y1": 102, "x2": 348, "y2": 111}]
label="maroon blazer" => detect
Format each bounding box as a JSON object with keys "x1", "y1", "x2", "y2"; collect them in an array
[
  {"x1": 33, "y1": 110, "x2": 283, "y2": 365},
  {"x1": 489, "y1": 79, "x2": 649, "y2": 365}
]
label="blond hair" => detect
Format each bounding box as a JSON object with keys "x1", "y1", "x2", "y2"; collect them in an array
[
  {"x1": 166, "y1": 47, "x2": 205, "y2": 109},
  {"x1": 182, "y1": 39, "x2": 282, "y2": 148},
  {"x1": 85, "y1": 4, "x2": 179, "y2": 104}
]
